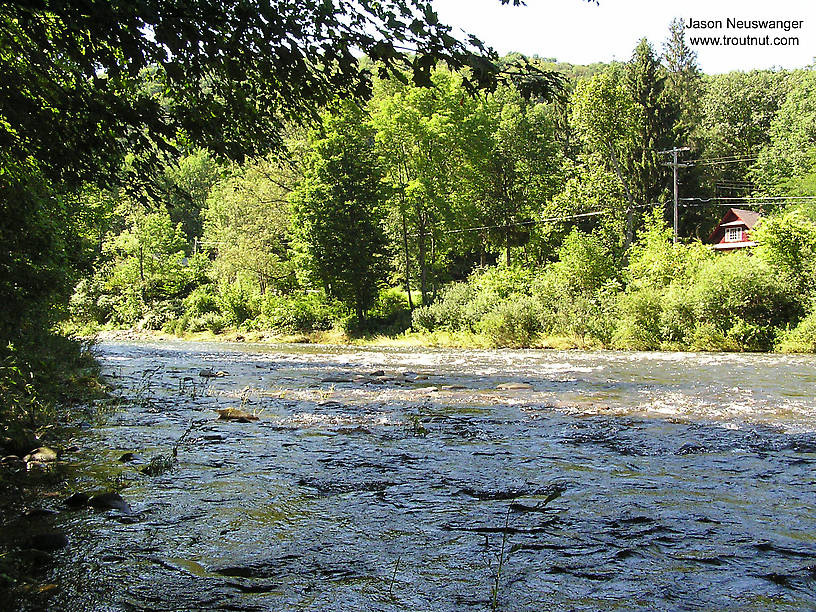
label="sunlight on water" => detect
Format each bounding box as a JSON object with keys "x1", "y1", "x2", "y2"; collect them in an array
[{"x1": 29, "y1": 340, "x2": 816, "y2": 611}]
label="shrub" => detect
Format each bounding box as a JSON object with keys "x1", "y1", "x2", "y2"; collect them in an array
[
  {"x1": 137, "y1": 301, "x2": 179, "y2": 331},
  {"x1": 411, "y1": 304, "x2": 437, "y2": 332},
  {"x1": 478, "y1": 295, "x2": 544, "y2": 347},
  {"x1": 690, "y1": 252, "x2": 801, "y2": 350},
  {"x1": 182, "y1": 284, "x2": 220, "y2": 317},
  {"x1": 189, "y1": 311, "x2": 228, "y2": 334},
  {"x1": 218, "y1": 283, "x2": 254, "y2": 325},
  {"x1": 611, "y1": 287, "x2": 663, "y2": 350},
  {"x1": 776, "y1": 310, "x2": 816, "y2": 352},
  {"x1": 256, "y1": 292, "x2": 339, "y2": 333}
]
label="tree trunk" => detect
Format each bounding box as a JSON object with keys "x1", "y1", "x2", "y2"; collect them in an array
[
  {"x1": 401, "y1": 207, "x2": 413, "y2": 310},
  {"x1": 417, "y1": 213, "x2": 428, "y2": 305},
  {"x1": 606, "y1": 139, "x2": 637, "y2": 249},
  {"x1": 138, "y1": 245, "x2": 145, "y2": 300},
  {"x1": 430, "y1": 230, "x2": 437, "y2": 302},
  {"x1": 505, "y1": 221, "x2": 511, "y2": 266}
]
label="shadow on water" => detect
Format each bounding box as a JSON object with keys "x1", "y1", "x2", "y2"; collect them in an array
[{"x1": 7, "y1": 340, "x2": 816, "y2": 610}]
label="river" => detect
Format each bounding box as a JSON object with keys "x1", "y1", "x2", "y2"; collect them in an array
[{"x1": 30, "y1": 341, "x2": 816, "y2": 610}]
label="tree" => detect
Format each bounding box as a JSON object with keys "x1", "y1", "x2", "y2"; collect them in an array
[
  {"x1": 753, "y1": 210, "x2": 816, "y2": 297},
  {"x1": 625, "y1": 38, "x2": 675, "y2": 210},
  {"x1": 662, "y1": 18, "x2": 702, "y2": 140},
  {"x1": 160, "y1": 150, "x2": 223, "y2": 247},
  {"x1": 696, "y1": 70, "x2": 791, "y2": 196},
  {"x1": 203, "y1": 156, "x2": 295, "y2": 294},
  {"x1": 290, "y1": 101, "x2": 390, "y2": 322},
  {"x1": 370, "y1": 68, "x2": 475, "y2": 306},
  {"x1": 469, "y1": 86, "x2": 565, "y2": 265},
  {"x1": 1, "y1": 1, "x2": 568, "y2": 189},
  {"x1": 1, "y1": 0, "x2": 575, "y2": 345},
  {"x1": 571, "y1": 66, "x2": 641, "y2": 245},
  {"x1": 752, "y1": 69, "x2": 816, "y2": 199}
]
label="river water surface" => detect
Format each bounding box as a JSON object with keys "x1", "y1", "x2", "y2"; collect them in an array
[{"x1": 37, "y1": 341, "x2": 816, "y2": 610}]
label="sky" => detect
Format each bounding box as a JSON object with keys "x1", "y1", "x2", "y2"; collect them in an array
[{"x1": 432, "y1": 0, "x2": 815, "y2": 73}]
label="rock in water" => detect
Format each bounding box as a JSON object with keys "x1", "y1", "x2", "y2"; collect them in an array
[
  {"x1": 29, "y1": 533, "x2": 69, "y2": 551},
  {"x1": 118, "y1": 452, "x2": 142, "y2": 463},
  {"x1": 497, "y1": 382, "x2": 533, "y2": 390},
  {"x1": 23, "y1": 447, "x2": 58, "y2": 463},
  {"x1": 215, "y1": 408, "x2": 259, "y2": 422},
  {"x1": 65, "y1": 492, "x2": 89, "y2": 508},
  {"x1": 89, "y1": 492, "x2": 133, "y2": 514}
]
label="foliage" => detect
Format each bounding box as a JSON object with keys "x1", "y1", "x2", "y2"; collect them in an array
[
  {"x1": 252, "y1": 292, "x2": 342, "y2": 334},
  {"x1": 478, "y1": 296, "x2": 544, "y2": 347},
  {"x1": 752, "y1": 69, "x2": 816, "y2": 197},
  {"x1": 290, "y1": 101, "x2": 390, "y2": 321},
  {"x1": 776, "y1": 310, "x2": 816, "y2": 353},
  {"x1": 203, "y1": 155, "x2": 295, "y2": 293},
  {"x1": 689, "y1": 252, "x2": 801, "y2": 351},
  {"x1": 3, "y1": 0, "x2": 540, "y2": 192},
  {"x1": 753, "y1": 210, "x2": 816, "y2": 296}
]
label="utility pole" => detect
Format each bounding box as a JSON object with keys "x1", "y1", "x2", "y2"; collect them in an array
[{"x1": 659, "y1": 146, "x2": 692, "y2": 244}]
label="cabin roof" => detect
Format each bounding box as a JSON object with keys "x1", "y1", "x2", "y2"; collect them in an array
[
  {"x1": 729, "y1": 208, "x2": 761, "y2": 229},
  {"x1": 708, "y1": 208, "x2": 762, "y2": 244}
]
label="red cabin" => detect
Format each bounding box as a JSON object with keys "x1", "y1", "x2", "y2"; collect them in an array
[{"x1": 708, "y1": 208, "x2": 761, "y2": 251}]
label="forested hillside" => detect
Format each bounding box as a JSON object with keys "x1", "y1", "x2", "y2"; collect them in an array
[{"x1": 61, "y1": 23, "x2": 816, "y2": 353}]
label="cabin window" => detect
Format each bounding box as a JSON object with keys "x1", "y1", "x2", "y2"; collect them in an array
[{"x1": 725, "y1": 227, "x2": 742, "y2": 242}]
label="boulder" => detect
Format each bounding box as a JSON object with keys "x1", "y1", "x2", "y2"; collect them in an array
[
  {"x1": 29, "y1": 533, "x2": 69, "y2": 551},
  {"x1": 89, "y1": 492, "x2": 133, "y2": 514},
  {"x1": 215, "y1": 408, "x2": 259, "y2": 422},
  {"x1": 23, "y1": 447, "x2": 58, "y2": 464}
]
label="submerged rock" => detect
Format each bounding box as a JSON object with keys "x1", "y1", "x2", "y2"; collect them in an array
[
  {"x1": 215, "y1": 408, "x2": 259, "y2": 422},
  {"x1": 64, "y1": 492, "x2": 90, "y2": 508},
  {"x1": 199, "y1": 368, "x2": 227, "y2": 378},
  {"x1": 118, "y1": 452, "x2": 143, "y2": 463},
  {"x1": 321, "y1": 376, "x2": 353, "y2": 383},
  {"x1": 29, "y1": 533, "x2": 69, "y2": 551},
  {"x1": 497, "y1": 382, "x2": 533, "y2": 390},
  {"x1": 89, "y1": 492, "x2": 133, "y2": 514}
]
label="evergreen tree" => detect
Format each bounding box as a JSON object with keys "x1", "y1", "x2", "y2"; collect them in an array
[{"x1": 625, "y1": 38, "x2": 676, "y2": 208}]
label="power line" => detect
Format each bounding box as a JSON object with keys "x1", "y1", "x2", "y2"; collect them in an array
[
  {"x1": 410, "y1": 210, "x2": 610, "y2": 238},
  {"x1": 681, "y1": 195, "x2": 816, "y2": 202},
  {"x1": 658, "y1": 146, "x2": 691, "y2": 244},
  {"x1": 692, "y1": 157, "x2": 759, "y2": 166}
]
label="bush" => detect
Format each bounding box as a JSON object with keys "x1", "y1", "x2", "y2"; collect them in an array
[
  {"x1": 182, "y1": 284, "x2": 220, "y2": 317},
  {"x1": 365, "y1": 287, "x2": 411, "y2": 333},
  {"x1": 255, "y1": 292, "x2": 339, "y2": 333},
  {"x1": 478, "y1": 295, "x2": 544, "y2": 347},
  {"x1": 218, "y1": 284, "x2": 254, "y2": 325},
  {"x1": 137, "y1": 301, "x2": 179, "y2": 331},
  {"x1": 611, "y1": 288, "x2": 663, "y2": 350},
  {"x1": 690, "y1": 252, "x2": 802, "y2": 350},
  {"x1": 189, "y1": 311, "x2": 228, "y2": 334},
  {"x1": 776, "y1": 310, "x2": 816, "y2": 352},
  {"x1": 411, "y1": 304, "x2": 437, "y2": 332}
]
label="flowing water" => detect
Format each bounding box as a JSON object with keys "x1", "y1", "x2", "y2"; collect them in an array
[{"x1": 23, "y1": 341, "x2": 816, "y2": 610}]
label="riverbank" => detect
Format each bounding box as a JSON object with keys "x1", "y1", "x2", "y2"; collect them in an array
[
  {"x1": 88, "y1": 324, "x2": 813, "y2": 354},
  {"x1": 0, "y1": 334, "x2": 107, "y2": 608},
  {"x1": 91, "y1": 326, "x2": 603, "y2": 350}
]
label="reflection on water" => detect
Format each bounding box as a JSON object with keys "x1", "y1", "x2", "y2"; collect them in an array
[{"x1": 28, "y1": 342, "x2": 816, "y2": 610}]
